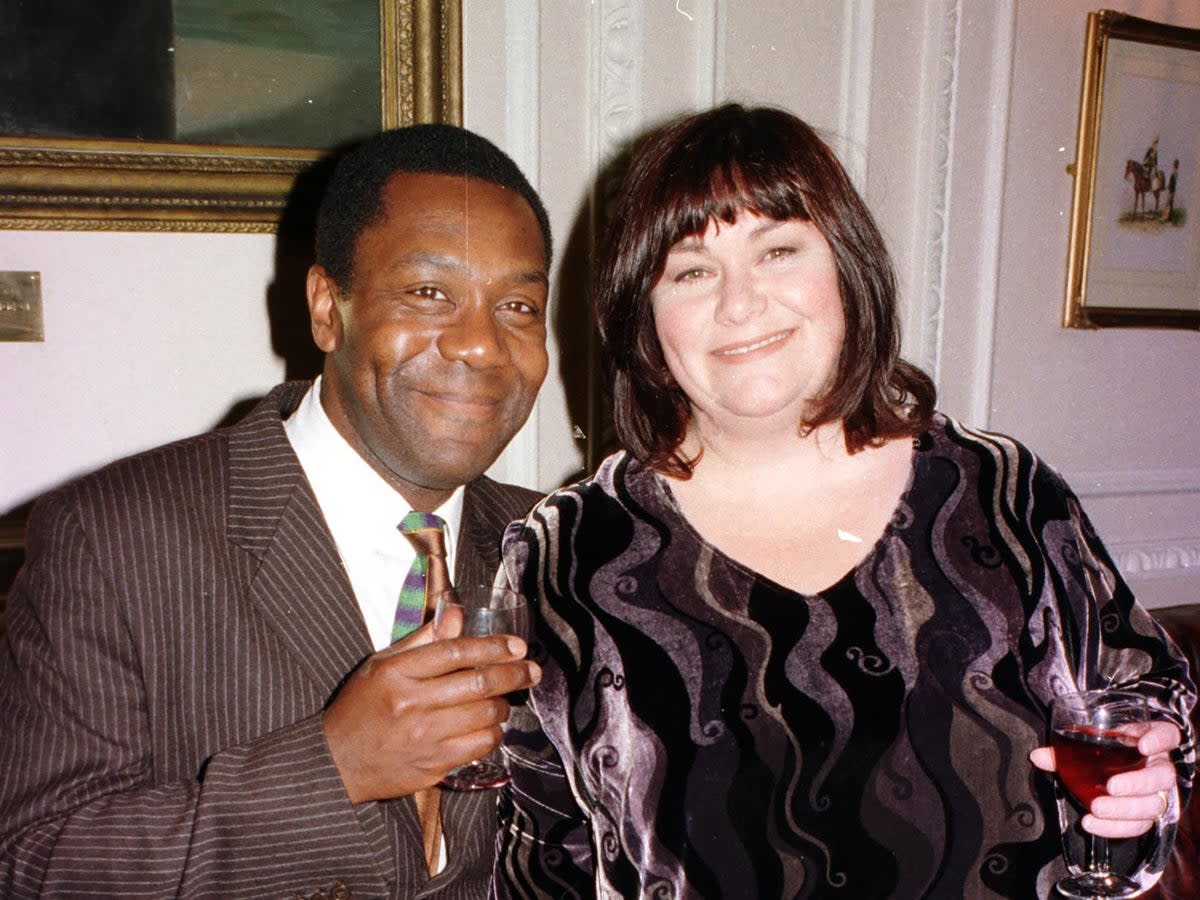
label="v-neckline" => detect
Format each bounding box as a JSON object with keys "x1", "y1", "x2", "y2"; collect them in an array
[{"x1": 645, "y1": 432, "x2": 925, "y2": 600}]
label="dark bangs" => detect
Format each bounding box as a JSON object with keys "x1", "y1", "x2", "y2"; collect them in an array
[{"x1": 638, "y1": 122, "x2": 826, "y2": 286}]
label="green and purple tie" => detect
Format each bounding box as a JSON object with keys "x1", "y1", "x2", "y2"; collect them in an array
[
  {"x1": 393, "y1": 510, "x2": 449, "y2": 874},
  {"x1": 392, "y1": 510, "x2": 450, "y2": 643}
]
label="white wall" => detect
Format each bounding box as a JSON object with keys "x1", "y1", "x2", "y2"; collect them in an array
[
  {"x1": 2, "y1": 0, "x2": 1197, "y2": 608},
  {"x1": 992, "y1": 0, "x2": 1200, "y2": 609},
  {"x1": 464, "y1": 0, "x2": 1200, "y2": 609},
  {"x1": 0, "y1": 231, "x2": 284, "y2": 510}
]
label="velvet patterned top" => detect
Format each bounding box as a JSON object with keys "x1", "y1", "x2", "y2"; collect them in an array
[{"x1": 492, "y1": 415, "x2": 1196, "y2": 899}]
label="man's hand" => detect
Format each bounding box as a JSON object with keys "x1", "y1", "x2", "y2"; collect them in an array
[
  {"x1": 322, "y1": 620, "x2": 541, "y2": 804},
  {"x1": 1030, "y1": 720, "x2": 1181, "y2": 838}
]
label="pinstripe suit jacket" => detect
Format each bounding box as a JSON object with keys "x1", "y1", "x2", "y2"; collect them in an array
[{"x1": 0, "y1": 382, "x2": 542, "y2": 899}]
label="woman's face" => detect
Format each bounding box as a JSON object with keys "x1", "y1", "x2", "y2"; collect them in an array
[{"x1": 649, "y1": 211, "x2": 845, "y2": 438}]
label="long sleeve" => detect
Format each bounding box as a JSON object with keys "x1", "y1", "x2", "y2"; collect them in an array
[
  {"x1": 1054, "y1": 483, "x2": 1197, "y2": 795},
  {"x1": 490, "y1": 522, "x2": 595, "y2": 899},
  {"x1": 491, "y1": 704, "x2": 595, "y2": 899},
  {"x1": 0, "y1": 489, "x2": 390, "y2": 898}
]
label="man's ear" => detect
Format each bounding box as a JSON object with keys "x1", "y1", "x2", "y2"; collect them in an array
[{"x1": 307, "y1": 265, "x2": 344, "y2": 353}]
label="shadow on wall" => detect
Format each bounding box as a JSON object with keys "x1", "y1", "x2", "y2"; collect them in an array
[
  {"x1": 214, "y1": 150, "x2": 342, "y2": 430},
  {"x1": 552, "y1": 142, "x2": 644, "y2": 486}
]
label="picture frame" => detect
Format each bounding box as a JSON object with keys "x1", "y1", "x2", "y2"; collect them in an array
[
  {"x1": 1064, "y1": 10, "x2": 1200, "y2": 329},
  {"x1": 0, "y1": 0, "x2": 461, "y2": 233}
]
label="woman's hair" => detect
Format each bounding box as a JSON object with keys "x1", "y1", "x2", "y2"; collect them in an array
[{"x1": 594, "y1": 103, "x2": 936, "y2": 476}]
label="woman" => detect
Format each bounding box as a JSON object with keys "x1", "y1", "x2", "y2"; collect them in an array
[{"x1": 493, "y1": 104, "x2": 1195, "y2": 898}]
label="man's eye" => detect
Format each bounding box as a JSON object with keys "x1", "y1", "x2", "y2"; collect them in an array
[
  {"x1": 412, "y1": 285, "x2": 446, "y2": 300},
  {"x1": 498, "y1": 299, "x2": 544, "y2": 320}
]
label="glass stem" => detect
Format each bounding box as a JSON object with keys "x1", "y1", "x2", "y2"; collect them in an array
[{"x1": 1087, "y1": 833, "x2": 1112, "y2": 874}]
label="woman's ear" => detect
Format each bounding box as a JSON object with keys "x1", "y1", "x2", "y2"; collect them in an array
[{"x1": 307, "y1": 265, "x2": 343, "y2": 353}]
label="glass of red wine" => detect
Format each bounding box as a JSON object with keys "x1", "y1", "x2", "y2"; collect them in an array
[
  {"x1": 1050, "y1": 689, "x2": 1150, "y2": 898},
  {"x1": 433, "y1": 585, "x2": 532, "y2": 791}
]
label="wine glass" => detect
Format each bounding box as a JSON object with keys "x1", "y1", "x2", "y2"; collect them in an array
[
  {"x1": 433, "y1": 584, "x2": 531, "y2": 791},
  {"x1": 1050, "y1": 689, "x2": 1150, "y2": 898}
]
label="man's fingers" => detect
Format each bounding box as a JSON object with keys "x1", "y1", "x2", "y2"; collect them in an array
[
  {"x1": 388, "y1": 703, "x2": 511, "y2": 778},
  {"x1": 425, "y1": 710, "x2": 508, "y2": 765},
  {"x1": 373, "y1": 634, "x2": 529, "y2": 678},
  {"x1": 433, "y1": 602, "x2": 464, "y2": 639},
  {"x1": 377, "y1": 620, "x2": 440, "y2": 655},
  {"x1": 413, "y1": 659, "x2": 541, "y2": 710}
]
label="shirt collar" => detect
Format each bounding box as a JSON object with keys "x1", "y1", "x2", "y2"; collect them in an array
[{"x1": 284, "y1": 376, "x2": 464, "y2": 562}]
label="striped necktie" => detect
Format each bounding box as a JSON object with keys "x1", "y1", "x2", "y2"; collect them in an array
[
  {"x1": 393, "y1": 511, "x2": 449, "y2": 643},
  {"x1": 394, "y1": 510, "x2": 448, "y2": 876}
]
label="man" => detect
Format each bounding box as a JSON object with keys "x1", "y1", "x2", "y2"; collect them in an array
[
  {"x1": 1163, "y1": 158, "x2": 1180, "y2": 222},
  {"x1": 1143, "y1": 135, "x2": 1159, "y2": 182},
  {"x1": 0, "y1": 125, "x2": 551, "y2": 897}
]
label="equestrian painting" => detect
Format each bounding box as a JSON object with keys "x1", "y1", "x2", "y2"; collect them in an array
[{"x1": 1121, "y1": 137, "x2": 1186, "y2": 228}]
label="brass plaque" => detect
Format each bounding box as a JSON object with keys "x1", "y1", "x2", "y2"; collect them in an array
[{"x1": 0, "y1": 271, "x2": 43, "y2": 341}]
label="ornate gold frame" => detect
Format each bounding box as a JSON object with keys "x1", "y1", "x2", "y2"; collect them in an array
[
  {"x1": 0, "y1": 0, "x2": 461, "y2": 233},
  {"x1": 1064, "y1": 10, "x2": 1200, "y2": 329}
]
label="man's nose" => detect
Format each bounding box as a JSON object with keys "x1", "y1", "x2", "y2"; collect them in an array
[{"x1": 437, "y1": 302, "x2": 508, "y2": 366}]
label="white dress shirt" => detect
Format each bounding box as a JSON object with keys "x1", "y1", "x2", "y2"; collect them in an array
[{"x1": 284, "y1": 377, "x2": 464, "y2": 652}]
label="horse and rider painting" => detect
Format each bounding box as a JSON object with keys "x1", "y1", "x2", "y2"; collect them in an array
[{"x1": 1123, "y1": 135, "x2": 1184, "y2": 226}]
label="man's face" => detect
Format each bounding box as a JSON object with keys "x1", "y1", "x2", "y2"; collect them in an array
[{"x1": 308, "y1": 172, "x2": 549, "y2": 509}]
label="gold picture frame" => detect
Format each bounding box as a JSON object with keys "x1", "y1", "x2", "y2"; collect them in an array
[
  {"x1": 0, "y1": 0, "x2": 461, "y2": 233},
  {"x1": 1064, "y1": 10, "x2": 1200, "y2": 329}
]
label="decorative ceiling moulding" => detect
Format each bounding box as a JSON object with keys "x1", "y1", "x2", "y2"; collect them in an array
[
  {"x1": 1109, "y1": 538, "x2": 1200, "y2": 582},
  {"x1": 0, "y1": 0, "x2": 461, "y2": 233}
]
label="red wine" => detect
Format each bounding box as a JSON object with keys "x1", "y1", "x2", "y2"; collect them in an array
[{"x1": 1052, "y1": 725, "x2": 1144, "y2": 806}]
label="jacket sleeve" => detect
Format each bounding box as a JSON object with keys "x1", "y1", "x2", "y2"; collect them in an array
[{"x1": 0, "y1": 490, "x2": 392, "y2": 899}]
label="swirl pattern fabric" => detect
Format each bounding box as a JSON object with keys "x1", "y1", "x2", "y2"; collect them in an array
[{"x1": 493, "y1": 415, "x2": 1196, "y2": 899}]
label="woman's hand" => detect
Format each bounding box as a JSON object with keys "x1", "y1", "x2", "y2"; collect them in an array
[{"x1": 1030, "y1": 720, "x2": 1182, "y2": 838}]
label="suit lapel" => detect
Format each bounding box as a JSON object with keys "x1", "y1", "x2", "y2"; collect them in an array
[
  {"x1": 227, "y1": 383, "x2": 372, "y2": 692},
  {"x1": 454, "y1": 477, "x2": 522, "y2": 592}
]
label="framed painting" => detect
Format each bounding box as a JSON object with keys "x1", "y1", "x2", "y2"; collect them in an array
[
  {"x1": 1064, "y1": 10, "x2": 1200, "y2": 329},
  {"x1": 0, "y1": 0, "x2": 461, "y2": 232}
]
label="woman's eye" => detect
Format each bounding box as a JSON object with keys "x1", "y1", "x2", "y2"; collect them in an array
[
  {"x1": 675, "y1": 267, "x2": 708, "y2": 283},
  {"x1": 763, "y1": 246, "x2": 796, "y2": 261}
]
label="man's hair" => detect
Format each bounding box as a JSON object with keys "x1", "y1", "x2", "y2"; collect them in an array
[
  {"x1": 315, "y1": 123, "x2": 552, "y2": 287},
  {"x1": 594, "y1": 103, "x2": 935, "y2": 477}
]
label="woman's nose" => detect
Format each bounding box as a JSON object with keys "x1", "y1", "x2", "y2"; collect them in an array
[
  {"x1": 713, "y1": 268, "x2": 766, "y2": 325},
  {"x1": 436, "y1": 302, "x2": 509, "y2": 366}
]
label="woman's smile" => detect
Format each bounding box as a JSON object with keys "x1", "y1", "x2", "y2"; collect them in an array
[{"x1": 712, "y1": 328, "x2": 795, "y2": 359}]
